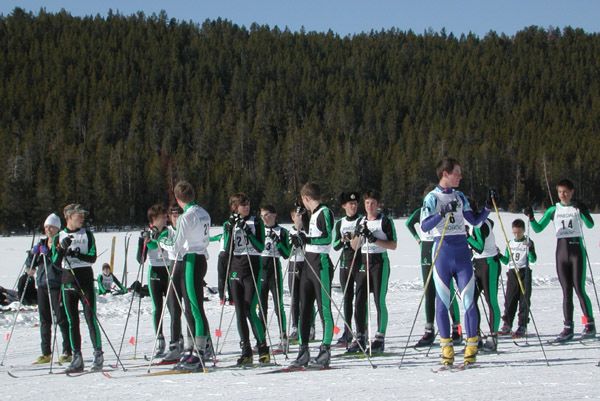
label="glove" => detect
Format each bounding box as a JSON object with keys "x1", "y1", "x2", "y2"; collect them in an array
[
  {"x1": 141, "y1": 230, "x2": 151, "y2": 240},
  {"x1": 523, "y1": 206, "x2": 534, "y2": 221},
  {"x1": 267, "y1": 230, "x2": 280, "y2": 243},
  {"x1": 440, "y1": 201, "x2": 458, "y2": 217},
  {"x1": 60, "y1": 235, "x2": 73, "y2": 250},
  {"x1": 294, "y1": 201, "x2": 307, "y2": 215},
  {"x1": 486, "y1": 188, "x2": 499, "y2": 209},
  {"x1": 465, "y1": 225, "x2": 471, "y2": 238},
  {"x1": 66, "y1": 248, "x2": 81, "y2": 258},
  {"x1": 342, "y1": 232, "x2": 352, "y2": 248},
  {"x1": 571, "y1": 200, "x2": 588, "y2": 213},
  {"x1": 32, "y1": 244, "x2": 49, "y2": 255},
  {"x1": 290, "y1": 232, "x2": 307, "y2": 248},
  {"x1": 358, "y1": 223, "x2": 377, "y2": 243}
]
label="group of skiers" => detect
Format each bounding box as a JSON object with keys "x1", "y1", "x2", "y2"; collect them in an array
[{"x1": 18, "y1": 157, "x2": 596, "y2": 372}]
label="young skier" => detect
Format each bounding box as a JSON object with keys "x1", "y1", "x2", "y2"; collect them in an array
[
  {"x1": 348, "y1": 190, "x2": 397, "y2": 354},
  {"x1": 150, "y1": 181, "x2": 211, "y2": 371},
  {"x1": 289, "y1": 182, "x2": 335, "y2": 368},
  {"x1": 406, "y1": 191, "x2": 463, "y2": 347},
  {"x1": 525, "y1": 178, "x2": 595, "y2": 342},
  {"x1": 332, "y1": 191, "x2": 361, "y2": 347},
  {"x1": 467, "y1": 212, "x2": 502, "y2": 352},
  {"x1": 259, "y1": 205, "x2": 291, "y2": 351},
  {"x1": 136, "y1": 204, "x2": 179, "y2": 359},
  {"x1": 29, "y1": 213, "x2": 72, "y2": 364},
  {"x1": 498, "y1": 218, "x2": 537, "y2": 338},
  {"x1": 421, "y1": 158, "x2": 492, "y2": 366},
  {"x1": 222, "y1": 193, "x2": 270, "y2": 365},
  {"x1": 96, "y1": 263, "x2": 126, "y2": 295},
  {"x1": 55, "y1": 203, "x2": 102, "y2": 373}
]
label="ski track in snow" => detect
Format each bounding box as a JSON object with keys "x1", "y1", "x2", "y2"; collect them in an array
[{"x1": 1, "y1": 213, "x2": 600, "y2": 400}]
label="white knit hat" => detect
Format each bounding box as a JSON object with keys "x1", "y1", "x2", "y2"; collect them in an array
[{"x1": 44, "y1": 213, "x2": 62, "y2": 229}]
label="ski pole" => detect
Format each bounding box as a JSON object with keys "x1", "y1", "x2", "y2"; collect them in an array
[
  {"x1": 398, "y1": 215, "x2": 451, "y2": 369},
  {"x1": 576, "y1": 213, "x2": 600, "y2": 316},
  {"x1": 217, "y1": 309, "x2": 236, "y2": 355},
  {"x1": 42, "y1": 252, "x2": 58, "y2": 373},
  {"x1": 0, "y1": 252, "x2": 37, "y2": 366},
  {"x1": 116, "y1": 258, "x2": 145, "y2": 361},
  {"x1": 215, "y1": 225, "x2": 235, "y2": 360},
  {"x1": 333, "y1": 243, "x2": 361, "y2": 341},
  {"x1": 133, "y1": 260, "x2": 145, "y2": 359},
  {"x1": 491, "y1": 198, "x2": 549, "y2": 366}
]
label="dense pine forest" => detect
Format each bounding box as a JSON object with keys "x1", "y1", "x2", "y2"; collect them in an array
[{"x1": 1, "y1": 8, "x2": 599, "y2": 231}]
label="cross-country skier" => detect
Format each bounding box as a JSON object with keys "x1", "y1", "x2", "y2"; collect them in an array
[
  {"x1": 421, "y1": 158, "x2": 492, "y2": 366},
  {"x1": 96, "y1": 263, "x2": 126, "y2": 295},
  {"x1": 525, "y1": 178, "x2": 595, "y2": 342}
]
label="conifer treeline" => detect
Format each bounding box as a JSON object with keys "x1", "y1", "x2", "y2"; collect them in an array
[{"x1": 1, "y1": 8, "x2": 599, "y2": 230}]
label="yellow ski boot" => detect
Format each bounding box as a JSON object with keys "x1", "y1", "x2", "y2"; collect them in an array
[
  {"x1": 463, "y1": 336, "x2": 479, "y2": 365},
  {"x1": 440, "y1": 337, "x2": 454, "y2": 366}
]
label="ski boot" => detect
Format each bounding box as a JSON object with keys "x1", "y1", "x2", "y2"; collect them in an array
[
  {"x1": 464, "y1": 336, "x2": 479, "y2": 365},
  {"x1": 498, "y1": 323, "x2": 512, "y2": 336},
  {"x1": 236, "y1": 342, "x2": 253, "y2": 366},
  {"x1": 33, "y1": 354, "x2": 51, "y2": 364},
  {"x1": 581, "y1": 319, "x2": 596, "y2": 340},
  {"x1": 91, "y1": 350, "x2": 104, "y2": 372},
  {"x1": 414, "y1": 326, "x2": 435, "y2": 347},
  {"x1": 440, "y1": 338, "x2": 454, "y2": 365},
  {"x1": 155, "y1": 335, "x2": 166, "y2": 358},
  {"x1": 258, "y1": 343, "x2": 270, "y2": 364},
  {"x1": 309, "y1": 325, "x2": 316, "y2": 341},
  {"x1": 513, "y1": 325, "x2": 527, "y2": 338},
  {"x1": 451, "y1": 324, "x2": 463, "y2": 345},
  {"x1": 204, "y1": 337, "x2": 215, "y2": 362},
  {"x1": 163, "y1": 341, "x2": 183, "y2": 362},
  {"x1": 289, "y1": 326, "x2": 299, "y2": 343},
  {"x1": 289, "y1": 344, "x2": 310, "y2": 368},
  {"x1": 335, "y1": 330, "x2": 352, "y2": 348},
  {"x1": 65, "y1": 351, "x2": 84, "y2": 373},
  {"x1": 174, "y1": 349, "x2": 193, "y2": 370},
  {"x1": 554, "y1": 321, "x2": 574, "y2": 343},
  {"x1": 369, "y1": 333, "x2": 385, "y2": 354},
  {"x1": 58, "y1": 351, "x2": 72, "y2": 364},
  {"x1": 346, "y1": 333, "x2": 366, "y2": 354},
  {"x1": 481, "y1": 334, "x2": 497, "y2": 352},
  {"x1": 310, "y1": 345, "x2": 331, "y2": 368}
]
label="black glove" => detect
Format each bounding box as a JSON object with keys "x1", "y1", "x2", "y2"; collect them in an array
[
  {"x1": 486, "y1": 188, "x2": 499, "y2": 209},
  {"x1": 523, "y1": 206, "x2": 534, "y2": 221},
  {"x1": 342, "y1": 232, "x2": 352, "y2": 249},
  {"x1": 141, "y1": 229, "x2": 151, "y2": 240},
  {"x1": 60, "y1": 235, "x2": 73, "y2": 250},
  {"x1": 290, "y1": 232, "x2": 307, "y2": 248},
  {"x1": 294, "y1": 201, "x2": 307, "y2": 215},
  {"x1": 66, "y1": 247, "x2": 81, "y2": 258},
  {"x1": 267, "y1": 229, "x2": 280, "y2": 243},
  {"x1": 228, "y1": 213, "x2": 241, "y2": 226},
  {"x1": 571, "y1": 200, "x2": 588, "y2": 212},
  {"x1": 440, "y1": 201, "x2": 458, "y2": 217},
  {"x1": 358, "y1": 223, "x2": 377, "y2": 243}
]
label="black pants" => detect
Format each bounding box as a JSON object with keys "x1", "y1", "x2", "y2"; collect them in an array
[
  {"x1": 229, "y1": 255, "x2": 265, "y2": 347},
  {"x1": 299, "y1": 252, "x2": 334, "y2": 346},
  {"x1": 217, "y1": 251, "x2": 232, "y2": 301},
  {"x1": 62, "y1": 266, "x2": 102, "y2": 353},
  {"x1": 288, "y1": 260, "x2": 303, "y2": 328},
  {"x1": 556, "y1": 238, "x2": 594, "y2": 322},
  {"x1": 182, "y1": 254, "x2": 209, "y2": 339},
  {"x1": 259, "y1": 257, "x2": 286, "y2": 336},
  {"x1": 354, "y1": 253, "x2": 390, "y2": 335},
  {"x1": 148, "y1": 265, "x2": 182, "y2": 344},
  {"x1": 37, "y1": 287, "x2": 71, "y2": 355},
  {"x1": 502, "y1": 268, "x2": 532, "y2": 327}
]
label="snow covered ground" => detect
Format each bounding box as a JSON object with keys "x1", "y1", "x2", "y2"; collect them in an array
[{"x1": 1, "y1": 212, "x2": 600, "y2": 400}]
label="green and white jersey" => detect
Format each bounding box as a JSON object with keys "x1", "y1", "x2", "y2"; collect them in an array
[
  {"x1": 262, "y1": 225, "x2": 291, "y2": 258},
  {"x1": 165, "y1": 226, "x2": 184, "y2": 262},
  {"x1": 554, "y1": 203, "x2": 584, "y2": 238},
  {"x1": 499, "y1": 237, "x2": 537, "y2": 270},
  {"x1": 231, "y1": 216, "x2": 264, "y2": 256},
  {"x1": 357, "y1": 213, "x2": 397, "y2": 254},
  {"x1": 471, "y1": 219, "x2": 498, "y2": 259},
  {"x1": 58, "y1": 227, "x2": 97, "y2": 269},
  {"x1": 158, "y1": 202, "x2": 211, "y2": 256},
  {"x1": 305, "y1": 204, "x2": 334, "y2": 254}
]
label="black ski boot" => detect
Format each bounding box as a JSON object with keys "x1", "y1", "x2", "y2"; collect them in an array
[
  {"x1": 289, "y1": 326, "x2": 299, "y2": 343},
  {"x1": 163, "y1": 341, "x2": 183, "y2": 362},
  {"x1": 554, "y1": 321, "x2": 574, "y2": 343},
  {"x1": 335, "y1": 330, "x2": 352, "y2": 347},
  {"x1": 513, "y1": 325, "x2": 527, "y2": 338},
  {"x1": 369, "y1": 333, "x2": 385, "y2": 353},
  {"x1": 290, "y1": 344, "x2": 310, "y2": 367},
  {"x1": 498, "y1": 323, "x2": 512, "y2": 336},
  {"x1": 155, "y1": 336, "x2": 166, "y2": 358},
  {"x1": 414, "y1": 327, "x2": 435, "y2": 347},
  {"x1": 481, "y1": 334, "x2": 497, "y2": 352},
  {"x1": 236, "y1": 342, "x2": 253, "y2": 366},
  {"x1": 65, "y1": 351, "x2": 84, "y2": 373},
  {"x1": 310, "y1": 345, "x2": 331, "y2": 368},
  {"x1": 581, "y1": 319, "x2": 596, "y2": 340},
  {"x1": 346, "y1": 333, "x2": 366, "y2": 354},
  {"x1": 451, "y1": 324, "x2": 463, "y2": 345},
  {"x1": 257, "y1": 343, "x2": 270, "y2": 364}
]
